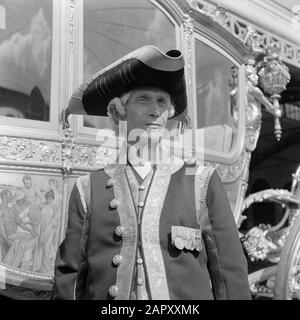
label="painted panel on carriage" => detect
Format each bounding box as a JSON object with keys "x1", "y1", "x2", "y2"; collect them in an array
[
  {"x1": 0, "y1": 0, "x2": 52, "y2": 122},
  {"x1": 0, "y1": 172, "x2": 62, "y2": 275},
  {"x1": 82, "y1": 0, "x2": 177, "y2": 131}
]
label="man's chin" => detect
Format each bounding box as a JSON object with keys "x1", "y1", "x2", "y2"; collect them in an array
[{"x1": 146, "y1": 129, "x2": 164, "y2": 144}]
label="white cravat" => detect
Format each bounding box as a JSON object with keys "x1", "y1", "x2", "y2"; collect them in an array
[
  {"x1": 129, "y1": 160, "x2": 152, "y2": 180},
  {"x1": 127, "y1": 143, "x2": 153, "y2": 180},
  {"x1": 126, "y1": 139, "x2": 183, "y2": 179}
]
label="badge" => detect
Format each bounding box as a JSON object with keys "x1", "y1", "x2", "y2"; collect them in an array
[{"x1": 171, "y1": 226, "x2": 203, "y2": 252}]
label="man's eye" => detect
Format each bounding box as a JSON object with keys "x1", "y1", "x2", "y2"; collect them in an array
[
  {"x1": 158, "y1": 99, "x2": 167, "y2": 105},
  {"x1": 137, "y1": 97, "x2": 148, "y2": 103}
]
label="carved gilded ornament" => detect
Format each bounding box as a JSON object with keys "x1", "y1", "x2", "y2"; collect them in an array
[
  {"x1": 258, "y1": 47, "x2": 291, "y2": 96},
  {"x1": 185, "y1": 0, "x2": 198, "y2": 10},
  {"x1": 205, "y1": 148, "x2": 248, "y2": 183},
  {"x1": 250, "y1": 279, "x2": 275, "y2": 298},
  {"x1": 242, "y1": 226, "x2": 280, "y2": 262},
  {"x1": 244, "y1": 60, "x2": 263, "y2": 151},
  {"x1": 289, "y1": 264, "x2": 300, "y2": 299},
  {"x1": 61, "y1": 140, "x2": 249, "y2": 183},
  {"x1": 242, "y1": 188, "x2": 300, "y2": 264},
  {"x1": 258, "y1": 45, "x2": 291, "y2": 140},
  {"x1": 243, "y1": 27, "x2": 290, "y2": 145},
  {"x1": 182, "y1": 14, "x2": 193, "y2": 88},
  {"x1": 180, "y1": 14, "x2": 194, "y2": 134},
  {"x1": 72, "y1": 144, "x2": 117, "y2": 169},
  {"x1": 242, "y1": 189, "x2": 298, "y2": 213},
  {"x1": 213, "y1": 6, "x2": 230, "y2": 30},
  {"x1": 0, "y1": 137, "x2": 61, "y2": 164},
  {"x1": 228, "y1": 65, "x2": 239, "y2": 128},
  {"x1": 244, "y1": 26, "x2": 265, "y2": 57},
  {"x1": 68, "y1": 0, "x2": 75, "y2": 50},
  {"x1": 194, "y1": 0, "x2": 300, "y2": 68},
  {"x1": 242, "y1": 28, "x2": 265, "y2": 150},
  {"x1": 187, "y1": 0, "x2": 229, "y2": 28},
  {"x1": 61, "y1": 128, "x2": 75, "y2": 178}
]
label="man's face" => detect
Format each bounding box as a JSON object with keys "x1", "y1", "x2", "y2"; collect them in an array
[{"x1": 124, "y1": 87, "x2": 170, "y2": 144}]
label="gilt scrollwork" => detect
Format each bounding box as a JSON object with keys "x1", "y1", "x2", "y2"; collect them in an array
[
  {"x1": 61, "y1": 128, "x2": 75, "y2": 179},
  {"x1": 228, "y1": 65, "x2": 239, "y2": 127},
  {"x1": 213, "y1": 5, "x2": 229, "y2": 30},
  {"x1": 241, "y1": 28, "x2": 267, "y2": 150},
  {"x1": 242, "y1": 189, "x2": 297, "y2": 213},
  {"x1": 242, "y1": 223, "x2": 288, "y2": 263},
  {"x1": 258, "y1": 45, "x2": 291, "y2": 140},
  {"x1": 72, "y1": 144, "x2": 117, "y2": 169},
  {"x1": 182, "y1": 13, "x2": 194, "y2": 88},
  {"x1": 204, "y1": 148, "x2": 248, "y2": 183},
  {"x1": 243, "y1": 27, "x2": 291, "y2": 143},
  {"x1": 244, "y1": 26, "x2": 265, "y2": 56},
  {"x1": 185, "y1": 0, "x2": 199, "y2": 10},
  {"x1": 244, "y1": 55, "x2": 281, "y2": 150},
  {"x1": 289, "y1": 263, "x2": 300, "y2": 299},
  {"x1": 68, "y1": 0, "x2": 75, "y2": 50},
  {"x1": 181, "y1": 13, "x2": 195, "y2": 134},
  {"x1": 0, "y1": 137, "x2": 61, "y2": 164},
  {"x1": 241, "y1": 187, "x2": 300, "y2": 264}
]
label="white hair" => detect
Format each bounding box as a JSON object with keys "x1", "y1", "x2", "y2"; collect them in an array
[
  {"x1": 107, "y1": 92, "x2": 131, "y2": 127},
  {"x1": 107, "y1": 91, "x2": 175, "y2": 128}
]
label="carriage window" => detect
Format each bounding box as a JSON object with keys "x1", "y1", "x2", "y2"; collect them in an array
[
  {"x1": 83, "y1": 0, "x2": 176, "y2": 130},
  {"x1": 0, "y1": 5, "x2": 5, "y2": 29},
  {"x1": 0, "y1": 0, "x2": 52, "y2": 122},
  {"x1": 195, "y1": 39, "x2": 238, "y2": 153}
]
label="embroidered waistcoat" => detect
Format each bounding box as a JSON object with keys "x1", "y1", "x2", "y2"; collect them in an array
[{"x1": 52, "y1": 163, "x2": 251, "y2": 300}]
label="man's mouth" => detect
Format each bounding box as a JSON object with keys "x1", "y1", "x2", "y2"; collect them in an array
[{"x1": 145, "y1": 123, "x2": 162, "y2": 128}]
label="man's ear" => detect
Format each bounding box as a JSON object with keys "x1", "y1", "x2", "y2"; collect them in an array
[
  {"x1": 107, "y1": 97, "x2": 127, "y2": 125},
  {"x1": 168, "y1": 105, "x2": 175, "y2": 118}
]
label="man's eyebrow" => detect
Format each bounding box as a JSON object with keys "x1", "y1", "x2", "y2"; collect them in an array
[
  {"x1": 158, "y1": 95, "x2": 168, "y2": 99},
  {"x1": 135, "y1": 93, "x2": 151, "y2": 100},
  {"x1": 157, "y1": 95, "x2": 170, "y2": 101},
  {"x1": 135, "y1": 92, "x2": 149, "y2": 96}
]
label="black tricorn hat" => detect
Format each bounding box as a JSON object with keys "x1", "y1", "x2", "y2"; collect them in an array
[{"x1": 65, "y1": 45, "x2": 187, "y2": 121}]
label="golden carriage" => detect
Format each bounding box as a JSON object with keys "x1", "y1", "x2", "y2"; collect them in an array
[{"x1": 0, "y1": 0, "x2": 298, "y2": 300}]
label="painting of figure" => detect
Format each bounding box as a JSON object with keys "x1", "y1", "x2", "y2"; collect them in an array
[{"x1": 0, "y1": 172, "x2": 62, "y2": 275}]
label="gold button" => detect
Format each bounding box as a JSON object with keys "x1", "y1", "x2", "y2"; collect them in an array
[
  {"x1": 137, "y1": 258, "x2": 143, "y2": 265},
  {"x1": 137, "y1": 278, "x2": 144, "y2": 286},
  {"x1": 138, "y1": 201, "x2": 144, "y2": 208},
  {"x1": 106, "y1": 178, "x2": 115, "y2": 188},
  {"x1": 112, "y1": 254, "x2": 122, "y2": 266},
  {"x1": 139, "y1": 185, "x2": 146, "y2": 191},
  {"x1": 110, "y1": 199, "x2": 119, "y2": 209},
  {"x1": 115, "y1": 226, "x2": 125, "y2": 237},
  {"x1": 108, "y1": 285, "x2": 118, "y2": 297}
]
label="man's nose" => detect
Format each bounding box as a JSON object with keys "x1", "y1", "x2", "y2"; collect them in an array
[{"x1": 148, "y1": 103, "x2": 160, "y2": 118}]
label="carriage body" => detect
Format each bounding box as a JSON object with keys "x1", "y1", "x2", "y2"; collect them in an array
[{"x1": 0, "y1": 0, "x2": 297, "y2": 300}]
